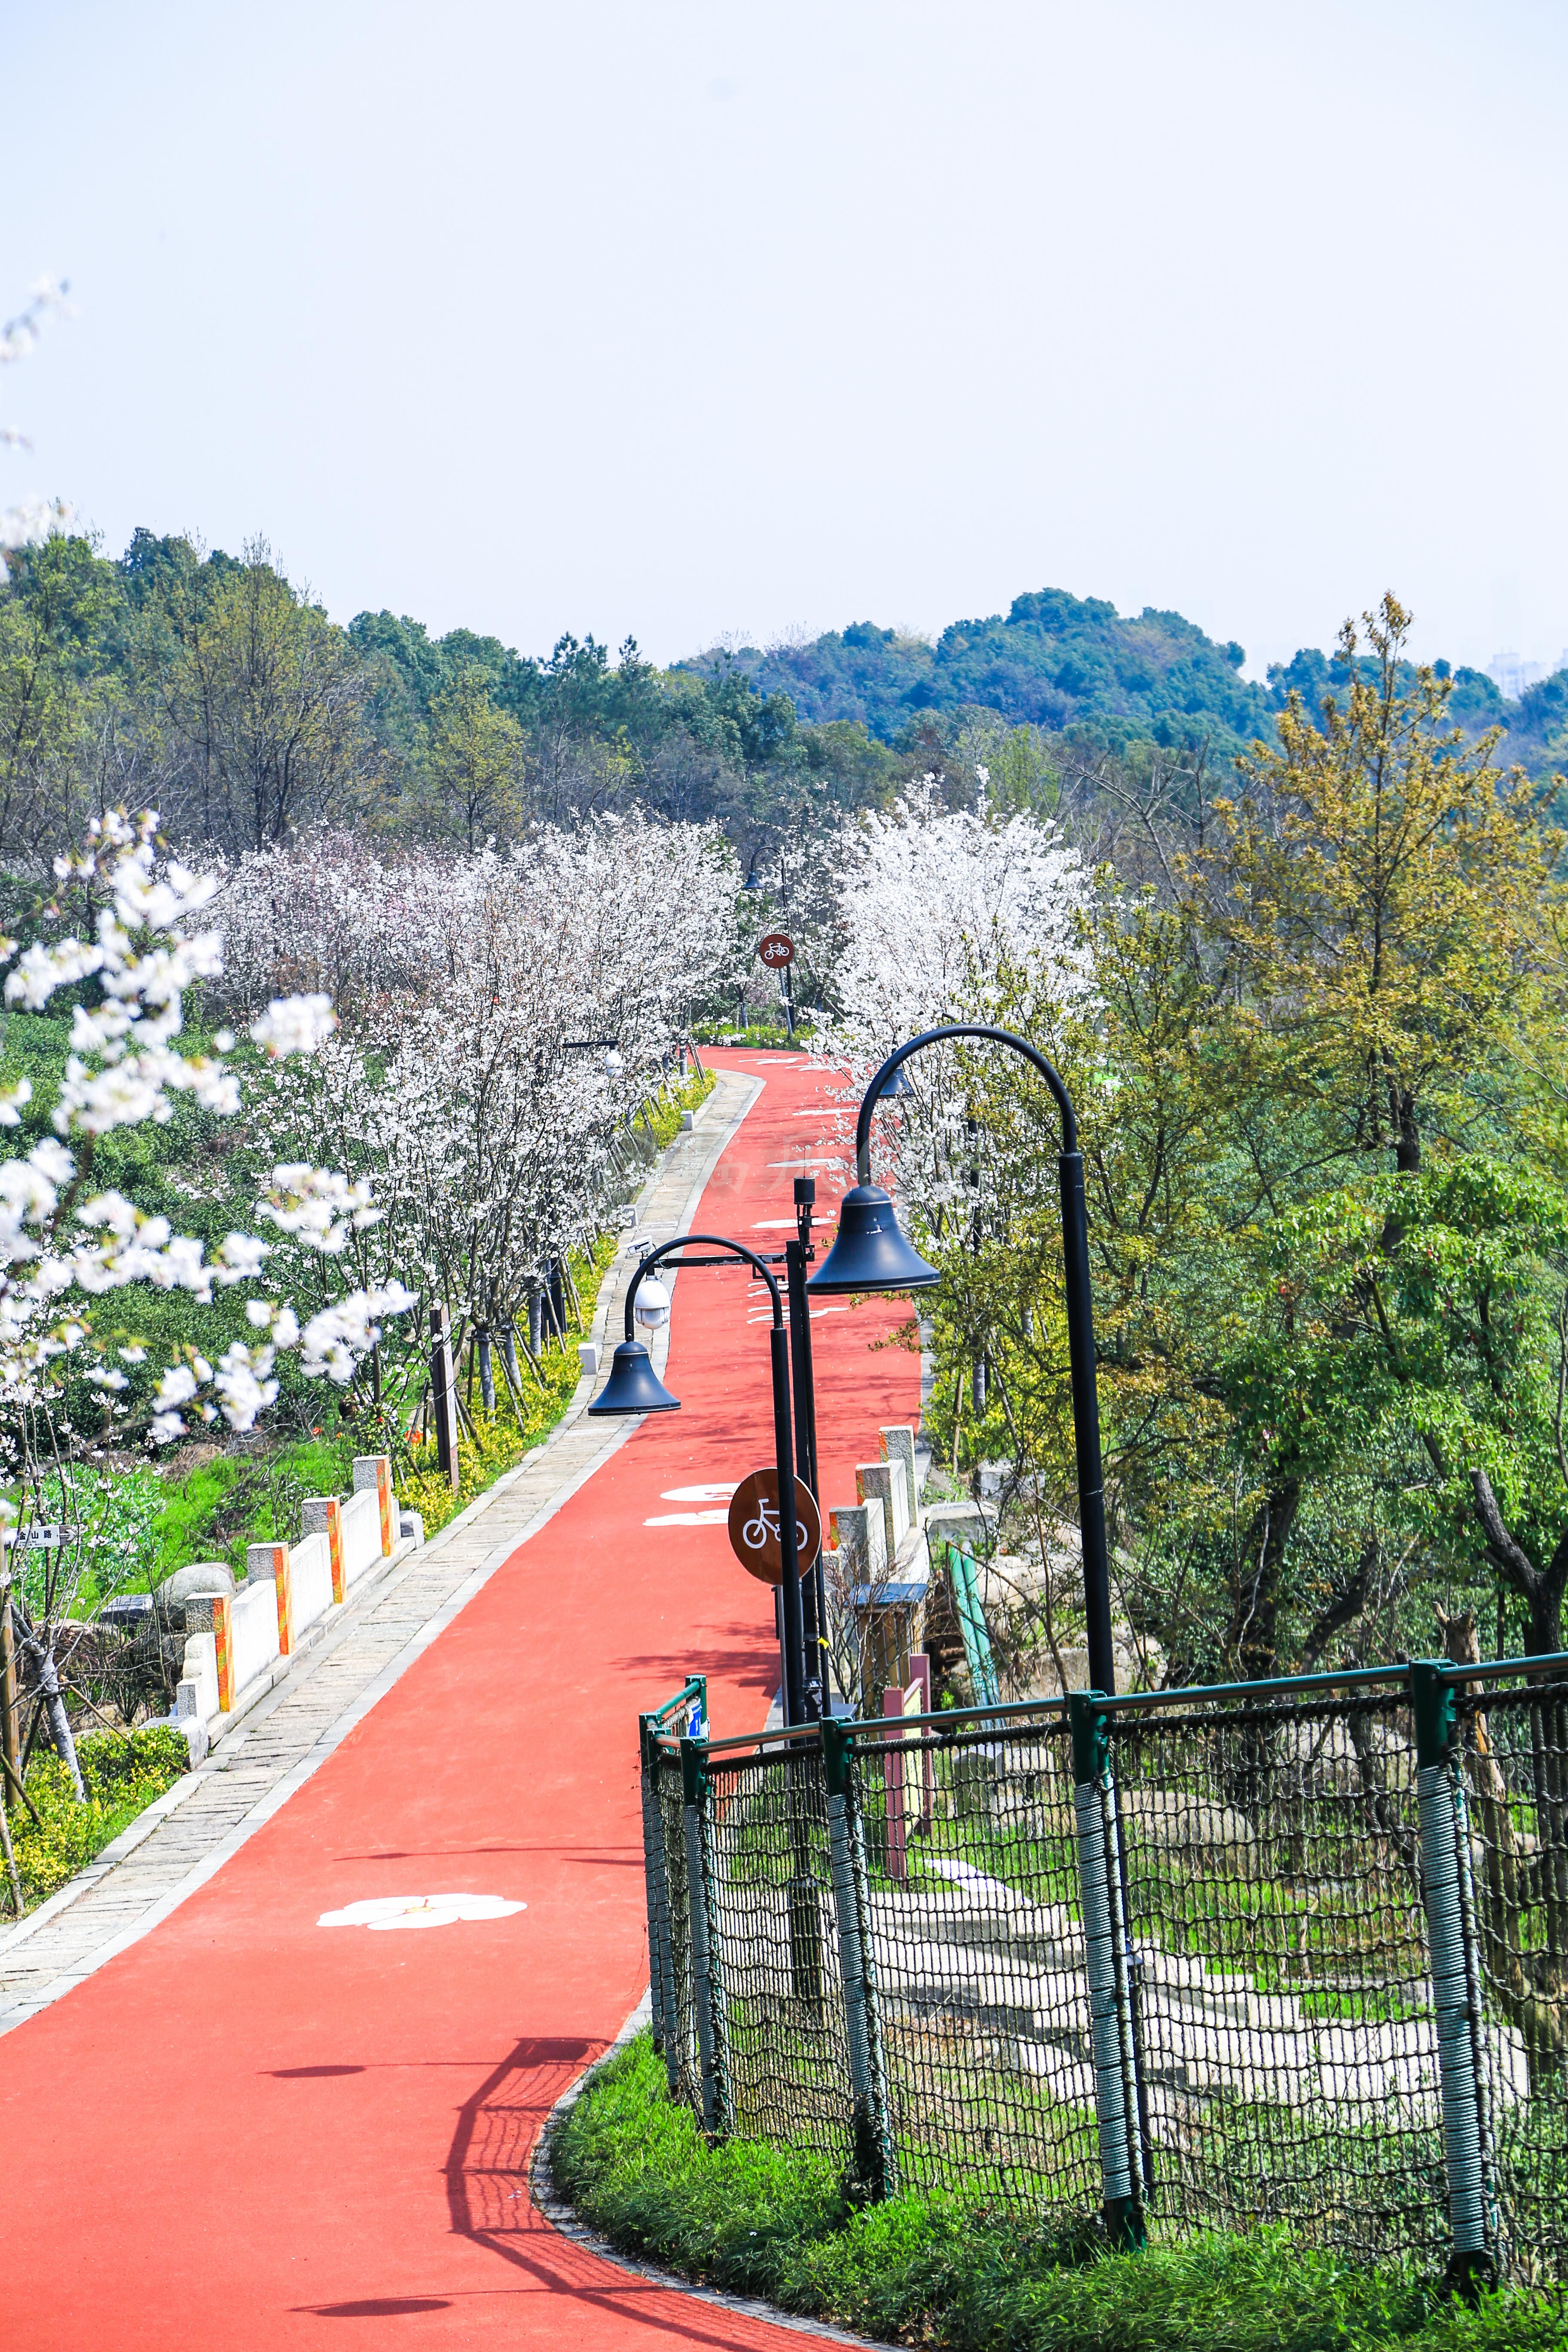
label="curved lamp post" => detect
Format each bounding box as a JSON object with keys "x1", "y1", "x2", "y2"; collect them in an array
[
  {"x1": 808, "y1": 1024, "x2": 1116, "y2": 1697},
  {"x1": 591, "y1": 1233, "x2": 811, "y2": 1725}
]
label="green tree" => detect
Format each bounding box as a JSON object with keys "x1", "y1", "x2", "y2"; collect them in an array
[
  {"x1": 423, "y1": 663, "x2": 525, "y2": 851},
  {"x1": 949, "y1": 600, "x2": 1568, "y2": 1685},
  {"x1": 138, "y1": 537, "x2": 371, "y2": 850},
  {"x1": 0, "y1": 536, "x2": 126, "y2": 859}
]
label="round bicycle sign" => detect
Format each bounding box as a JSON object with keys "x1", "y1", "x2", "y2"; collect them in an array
[
  {"x1": 757, "y1": 932, "x2": 795, "y2": 969},
  {"x1": 726, "y1": 1467, "x2": 821, "y2": 1585}
]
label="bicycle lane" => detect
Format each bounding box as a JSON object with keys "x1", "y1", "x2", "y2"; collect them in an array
[{"x1": 0, "y1": 1049, "x2": 917, "y2": 2350}]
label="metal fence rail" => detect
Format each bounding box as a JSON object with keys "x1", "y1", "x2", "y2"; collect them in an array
[{"x1": 640, "y1": 1655, "x2": 1568, "y2": 2288}]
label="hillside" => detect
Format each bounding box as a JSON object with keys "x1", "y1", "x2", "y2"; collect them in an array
[
  {"x1": 681, "y1": 590, "x2": 1274, "y2": 759},
  {"x1": 681, "y1": 588, "x2": 1568, "y2": 777}
]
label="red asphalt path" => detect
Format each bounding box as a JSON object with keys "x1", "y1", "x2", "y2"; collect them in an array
[{"x1": 2, "y1": 1052, "x2": 918, "y2": 2350}]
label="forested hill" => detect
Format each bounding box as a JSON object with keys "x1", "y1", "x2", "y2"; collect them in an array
[
  {"x1": 681, "y1": 592, "x2": 1272, "y2": 755},
  {"x1": 5, "y1": 533, "x2": 1566, "y2": 876},
  {"x1": 679, "y1": 588, "x2": 1568, "y2": 775}
]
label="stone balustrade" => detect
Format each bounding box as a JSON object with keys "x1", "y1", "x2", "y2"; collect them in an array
[{"x1": 175, "y1": 1452, "x2": 407, "y2": 1733}]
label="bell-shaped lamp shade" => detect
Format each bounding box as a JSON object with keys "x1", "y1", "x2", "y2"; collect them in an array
[
  {"x1": 588, "y1": 1338, "x2": 682, "y2": 1415},
  {"x1": 805, "y1": 1184, "x2": 940, "y2": 1295},
  {"x1": 881, "y1": 1059, "x2": 916, "y2": 1099}
]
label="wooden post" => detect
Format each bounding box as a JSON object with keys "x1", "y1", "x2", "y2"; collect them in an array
[
  {"x1": 0, "y1": 1568, "x2": 18, "y2": 1810},
  {"x1": 881, "y1": 1686, "x2": 906, "y2": 1883},
  {"x1": 910, "y1": 1652, "x2": 935, "y2": 1830},
  {"x1": 429, "y1": 1304, "x2": 460, "y2": 1494}
]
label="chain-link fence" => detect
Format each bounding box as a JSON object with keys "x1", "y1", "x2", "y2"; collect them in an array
[{"x1": 640, "y1": 1654, "x2": 1568, "y2": 2290}]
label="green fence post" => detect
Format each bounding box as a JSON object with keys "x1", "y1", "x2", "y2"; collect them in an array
[
  {"x1": 823, "y1": 1716, "x2": 895, "y2": 2196},
  {"x1": 949, "y1": 1543, "x2": 1000, "y2": 1707},
  {"x1": 1411, "y1": 1661, "x2": 1497, "y2": 2301},
  {"x1": 639, "y1": 1715, "x2": 677, "y2": 2077},
  {"x1": 1069, "y1": 1690, "x2": 1145, "y2": 2250},
  {"x1": 680, "y1": 1733, "x2": 732, "y2": 2137}
]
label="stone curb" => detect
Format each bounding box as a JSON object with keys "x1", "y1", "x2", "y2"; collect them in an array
[{"x1": 530, "y1": 1996, "x2": 884, "y2": 2350}]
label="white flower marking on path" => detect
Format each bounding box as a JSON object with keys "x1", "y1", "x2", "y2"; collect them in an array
[{"x1": 317, "y1": 1893, "x2": 526, "y2": 1932}]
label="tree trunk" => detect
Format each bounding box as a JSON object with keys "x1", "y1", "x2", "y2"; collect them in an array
[
  {"x1": 1438, "y1": 1609, "x2": 1567, "y2": 2089},
  {"x1": 0, "y1": 1791, "x2": 20, "y2": 1915},
  {"x1": 24, "y1": 1633, "x2": 84, "y2": 1801},
  {"x1": 1227, "y1": 1478, "x2": 1302, "y2": 1683}
]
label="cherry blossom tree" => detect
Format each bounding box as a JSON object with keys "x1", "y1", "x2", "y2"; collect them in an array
[
  {"x1": 815, "y1": 784, "x2": 1092, "y2": 1227},
  {"x1": 0, "y1": 812, "x2": 413, "y2": 1795},
  {"x1": 223, "y1": 814, "x2": 738, "y2": 1427}
]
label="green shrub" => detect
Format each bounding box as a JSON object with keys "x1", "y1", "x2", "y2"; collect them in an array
[
  {"x1": 6, "y1": 1726, "x2": 188, "y2": 1914},
  {"x1": 551, "y1": 2035, "x2": 1564, "y2": 2352}
]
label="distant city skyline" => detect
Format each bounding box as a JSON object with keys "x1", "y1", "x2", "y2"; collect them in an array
[
  {"x1": 3, "y1": 1, "x2": 1566, "y2": 683},
  {"x1": 1483, "y1": 650, "x2": 1568, "y2": 700}
]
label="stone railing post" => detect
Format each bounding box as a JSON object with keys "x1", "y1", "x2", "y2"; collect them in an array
[
  {"x1": 247, "y1": 1541, "x2": 292, "y2": 1657},
  {"x1": 302, "y1": 1494, "x2": 345, "y2": 1602},
  {"x1": 352, "y1": 1455, "x2": 395, "y2": 1555}
]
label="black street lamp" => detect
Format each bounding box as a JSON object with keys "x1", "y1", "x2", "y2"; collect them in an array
[
  {"x1": 786, "y1": 1179, "x2": 827, "y2": 1705},
  {"x1": 591, "y1": 1232, "x2": 811, "y2": 1725},
  {"x1": 808, "y1": 1024, "x2": 1117, "y2": 1697}
]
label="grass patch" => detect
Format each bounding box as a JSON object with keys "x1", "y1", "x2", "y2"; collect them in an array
[
  {"x1": 642, "y1": 1063, "x2": 716, "y2": 1145},
  {"x1": 4, "y1": 1726, "x2": 189, "y2": 1914},
  {"x1": 693, "y1": 1023, "x2": 815, "y2": 1051},
  {"x1": 549, "y1": 2034, "x2": 1562, "y2": 2351}
]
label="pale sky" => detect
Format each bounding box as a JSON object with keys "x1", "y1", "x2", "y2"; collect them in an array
[{"x1": 4, "y1": 0, "x2": 1566, "y2": 681}]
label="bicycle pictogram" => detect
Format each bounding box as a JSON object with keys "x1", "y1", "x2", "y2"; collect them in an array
[{"x1": 741, "y1": 1494, "x2": 811, "y2": 1555}]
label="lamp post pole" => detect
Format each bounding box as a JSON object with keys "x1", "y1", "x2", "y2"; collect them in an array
[
  {"x1": 808, "y1": 1024, "x2": 1116, "y2": 1698},
  {"x1": 785, "y1": 1179, "x2": 825, "y2": 1718},
  {"x1": 592, "y1": 1233, "x2": 809, "y2": 1726}
]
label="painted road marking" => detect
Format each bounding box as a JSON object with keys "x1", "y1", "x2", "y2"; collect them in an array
[
  {"x1": 317, "y1": 1894, "x2": 526, "y2": 1932},
  {"x1": 660, "y1": 1483, "x2": 738, "y2": 1503},
  {"x1": 747, "y1": 1306, "x2": 846, "y2": 1323},
  {"x1": 644, "y1": 1510, "x2": 728, "y2": 1527}
]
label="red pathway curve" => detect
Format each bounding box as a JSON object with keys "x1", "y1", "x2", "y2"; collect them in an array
[{"x1": 2, "y1": 1052, "x2": 919, "y2": 2349}]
